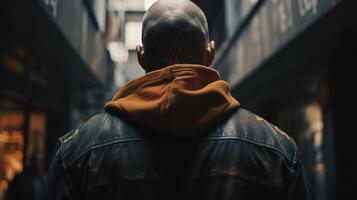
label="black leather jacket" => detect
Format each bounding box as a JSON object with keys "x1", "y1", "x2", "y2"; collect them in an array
[{"x1": 42, "y1": 108, "x2": 309, "y2": 200}]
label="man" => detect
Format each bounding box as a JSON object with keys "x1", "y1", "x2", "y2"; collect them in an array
[{"x1": 42, "y1": 0, "x2": 309, "y2": 199}]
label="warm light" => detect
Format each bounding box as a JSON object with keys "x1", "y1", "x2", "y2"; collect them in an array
[
  {"x1": 0, "y1": 180, "x2": 8, "y2": 190},
  {"x1": 0, "y1": 111, "x2": 46, "y2": 194}
]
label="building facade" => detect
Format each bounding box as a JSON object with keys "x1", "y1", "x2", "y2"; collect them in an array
[
  {"x1": 192, "y1": 0, "x2": 356, "y2": 199},
  {"x1": 0, "y1": 0, "x2": 114, "y2": 198}
]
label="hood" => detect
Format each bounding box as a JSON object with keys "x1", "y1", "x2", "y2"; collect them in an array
[{"x1": 105, "y1": 64, "x2": 240, "y2": 137}]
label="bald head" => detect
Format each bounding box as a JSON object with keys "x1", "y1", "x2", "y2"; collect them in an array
[
  {"x1": 137, "y1": 0, "x2": 215, "y2": 72},
  {"x1": 143, "y1": 0, "x2": 209, "y2": 40}
]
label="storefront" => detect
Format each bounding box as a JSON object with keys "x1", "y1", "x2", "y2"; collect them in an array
[
  {"x1": 0, "y1": 102, "x2": 46, "y2": 197},
  {"x1": 0, "y1": 0, "x2": 112, "y2": 198},
  {"x1": 0, "y1": 51, "x2": 48, "y2": 200}
]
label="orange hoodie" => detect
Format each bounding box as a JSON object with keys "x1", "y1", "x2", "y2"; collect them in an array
[{"x1": 105, "y1": 64, "x2": 240, "y2": 137}]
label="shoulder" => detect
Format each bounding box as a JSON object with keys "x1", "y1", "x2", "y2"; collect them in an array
[
  {"x1": 212, "y1": 108, "x2": 299, "y2": 164},
  {"x1": 57, "y1": 112, "x2": 140, "y2": 169}
]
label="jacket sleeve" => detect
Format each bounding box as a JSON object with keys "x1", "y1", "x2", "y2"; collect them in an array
[
  {"x1": 42, "y1": 141, "x2": 72, "y2": 200},
  {"x1": 286, "y1": 150, "x2": 311, "y2": 200}
]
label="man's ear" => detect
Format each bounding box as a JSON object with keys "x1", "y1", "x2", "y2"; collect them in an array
[
  {"x1": 136, "y1": 44, "x2": 147, "y2": 71},
  {"x1": 203, "y1": 40, "x2": 215, "y2": 66}
]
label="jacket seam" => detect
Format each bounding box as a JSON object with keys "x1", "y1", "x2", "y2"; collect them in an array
[
  {"x1": 61, "y1": 133, "x2": 143, "y2": 156},
  {"x1": 62, "y1": 137, "x2": 146, "y2": 169},
  {"x1": 203, "y1": 136, "x2": 295, "y2": 163},
  {"x1": 229, "y1": 109, "x2": 297, "y2": 163},
  {"x1": 62, "y1": 135, "x2": 295, "y2": 169},
  {"x1": 58, "y1": 140, "x2": 75, "y2": 198},
  {"x1": 293, "y1": 142, "x2": 298, "y2": 164},
  {"x1": 193, "y1": 175, "x2": 285, "y2": 188}
]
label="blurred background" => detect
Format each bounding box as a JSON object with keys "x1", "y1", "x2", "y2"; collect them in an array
[{"x1": 0, "y1": 0, "x2": 356, "y2": 199}]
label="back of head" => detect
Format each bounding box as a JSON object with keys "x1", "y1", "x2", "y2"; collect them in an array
[{"x1": 138, "y1": 0, "x2": 213, "y2": 71}]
